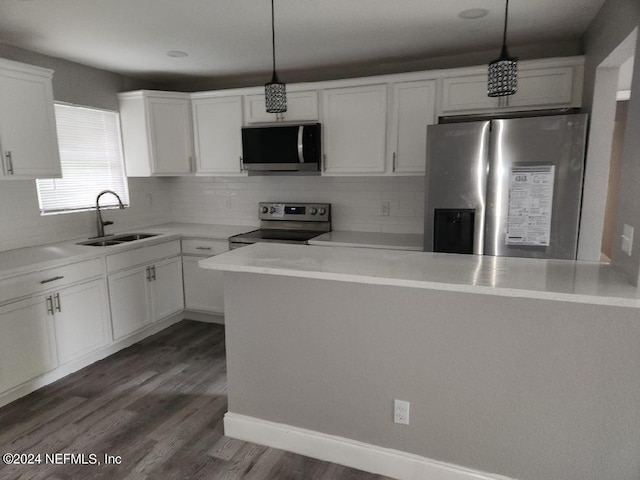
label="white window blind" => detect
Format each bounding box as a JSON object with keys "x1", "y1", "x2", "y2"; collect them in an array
[{"x1": 36, "y1": 104, "x2": 129, "y2": 215}]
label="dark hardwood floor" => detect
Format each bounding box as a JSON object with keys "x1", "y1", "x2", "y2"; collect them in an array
[{"x1": 0, "y1": 320, "x2": 394, "y2": 480}]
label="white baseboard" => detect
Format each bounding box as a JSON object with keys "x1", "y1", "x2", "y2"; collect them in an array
[
  {"x1": 183, "y1": 309, "x2": 224, "y2": 324},
  {"x1": 224, "y1": 413, "x2": 514, "y2": 480}
]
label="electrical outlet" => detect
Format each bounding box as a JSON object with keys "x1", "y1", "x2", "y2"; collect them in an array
[
  {"x1": 224, "y1": 197, "x2": 232, "y2": 209},
  {"x1": 381, "y1": 201, "x2": 390, "y2": 216},
  {"x1": 394, "y1": 399, "x2": 410, "y2": 425}
]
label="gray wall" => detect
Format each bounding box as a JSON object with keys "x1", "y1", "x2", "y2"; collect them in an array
[
  {"x1": 224, "y1": 272, "x2": 640, "y2": 480},
  {"x1": 0, "y1": 43, "x2": 147, "y2": 110},
  {"x1": 581, "y1": 0, "x2": 640, "y2": 281}
]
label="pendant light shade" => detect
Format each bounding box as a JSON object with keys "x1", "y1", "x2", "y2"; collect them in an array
[
  {"x1": 488, "y1": 0, "x2": 517, "y2": 97},
  {"x1": 265, "y1": 0, "x2": 287, "y2": 113}
]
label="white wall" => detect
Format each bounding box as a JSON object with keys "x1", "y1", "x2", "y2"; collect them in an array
[{"x1": 169, "y1": 176, "x2": 425, "y2": 234}]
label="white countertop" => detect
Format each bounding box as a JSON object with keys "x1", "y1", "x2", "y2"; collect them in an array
[
  {"x1": 199, "y1": 243, "x2": 640, "y2": 308},
  {"x1": 309, "y1": 231, "x2": 423, "y2": 251},
  {"x1": 0, "y1": 222, "x2": 254, "y2": 280}
]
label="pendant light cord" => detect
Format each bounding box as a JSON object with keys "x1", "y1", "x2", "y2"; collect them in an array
[
  {"x1": 502, "y1": 0, "x2": 509, "y2": 48},
  {"x1": 271, "y1": 0, "x2": 276, "y2": 75}
]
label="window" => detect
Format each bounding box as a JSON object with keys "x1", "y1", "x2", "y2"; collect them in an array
[{"x1": 36, "y1": 103, "x2": 129, "y2": 215}]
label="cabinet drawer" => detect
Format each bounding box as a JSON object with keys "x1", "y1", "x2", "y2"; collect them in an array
[
  {"x1": 181, "y1": 238, "x2": 229, "y2": 256},
  {"x1": 106, "y1": 240, "x2": 181, "y2": 273},
  {"x1": 0, "y1": 258, "x2": 103, "y2": 305}
]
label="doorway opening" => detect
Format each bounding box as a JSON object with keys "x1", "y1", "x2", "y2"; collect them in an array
[{"x1": 578, "y1": 27, "x2": 637, "y2": 262}]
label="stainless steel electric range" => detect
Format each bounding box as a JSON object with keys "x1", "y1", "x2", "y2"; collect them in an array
[{"x1": 229, "y1": 202, "x2": 331, "y2": 250}]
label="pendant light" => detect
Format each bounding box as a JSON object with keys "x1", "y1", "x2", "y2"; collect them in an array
[
  {"x1": 487, "y1": 0, "x2": 517, "y2": 97},
  {"x1": 265, "y1": 0, "x2": 287, "y2": 113}
]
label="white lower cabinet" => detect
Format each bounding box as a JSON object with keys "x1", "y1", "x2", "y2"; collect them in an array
[
  {"x1": 53, "y1": 279, "x2": 110, "y2": 365},
  {"x1": 108, "y1": 256, "x2": 184, "y2": 340},
  {"x1": 181, "y1": 238, "x2": 228, "y2": 315},
  {"x1": 150, "y1": 257, "x2": 184, "y2": 321},
  {"x1": 0, "y1": 296, "x2": 57, "y2": 392},
  {"x1": 183, "y1": 257, "x2": 225, "y2": 314},
  {"x1": 108, "y1": 265, "x2": 151, "y2": 340}
]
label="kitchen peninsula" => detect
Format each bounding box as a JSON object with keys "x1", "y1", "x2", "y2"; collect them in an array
[{"x1": 200, "y1": 243, "x2": 640, "y2": 480}]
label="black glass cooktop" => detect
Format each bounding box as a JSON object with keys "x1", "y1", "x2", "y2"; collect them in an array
[{"x1": 230, "y1": 229, "x2": 324, "y2": 245}]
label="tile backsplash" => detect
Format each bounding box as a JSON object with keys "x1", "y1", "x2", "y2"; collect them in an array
[
  {"x1": 0, "y1": 178, "x2": 172, "y2": 252},
  {"x1": 169, "y1": 175, "x2": 425, "y2": 234},
  {"x1": 0, "y1": 175, "x2": 425, "y2": 252}
]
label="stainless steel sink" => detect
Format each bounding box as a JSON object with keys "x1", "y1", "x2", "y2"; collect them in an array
[
  {"x1": 110, "y1": 233, "x2": 158, "y2": 242},
  {"x1": 77, "y1": 232, "x2": 159, "y2": 246}
]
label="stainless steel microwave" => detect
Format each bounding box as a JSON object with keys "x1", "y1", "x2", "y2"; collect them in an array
[{"x1": 241, "y1": 123, "x2": 321, "y2": 172}]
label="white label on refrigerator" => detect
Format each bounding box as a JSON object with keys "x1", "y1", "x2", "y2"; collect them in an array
[{"x1": 506, "y1": 165, "x2": 555, "y2": 246}]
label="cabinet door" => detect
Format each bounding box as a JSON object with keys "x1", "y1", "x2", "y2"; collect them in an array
[
  {"x1": 441, "y1": 74, "x2": 498, "y2": 113},
  {"x1": 388, "y1": 80, "x2": 436, "y2": 174},
  {"x1": 322, "y1": 85, "x2": 387, "y2": 174},
  {"x1": 441, "y1": 66, "x2": 576, "y2": 114},
  {"x1": 150, "y1": 256, "x2": 184, "y2": 322},
  {"x1": 53, "y1": 279, "x2": 110, "y2": 365},
  {"x1": 192, "y1": 96, "x2": 244, "y2": 174},
  {"x1": 0, "y1": 67, "x2": 61, "y2": 179},
  {"x1": 147, "y1": 97, "x2": 193, "y2": 175},
  {"x1": 244, "y1": 91, "x2": 319, "y2": 124},
  {"x1": 0, "y1": 296, "x2": 57, "y2": 392},
  {"x1": 183, "y1": 256, "x2": 224, "y2": 314},
  {"x1": 508, "y1": 67, "x2": 574, "y2": 108},
  {"x1": 108, "y1": 265, "x2": 152, "y2": 340}
]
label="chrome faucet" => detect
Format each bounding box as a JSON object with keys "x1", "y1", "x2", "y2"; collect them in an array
[{"x1": 95, "y1": 190, "x2": 125, "y2": 238}]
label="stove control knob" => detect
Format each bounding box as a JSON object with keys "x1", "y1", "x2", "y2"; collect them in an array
[
  {"x1": 260, "y1": 206, "x2": 269, "y2": 214},
  {"x1": 269, "y1": 206, "x2": 276, "y2": 214},
  {"x1": 309, "y1": 207, "x2": 318, "y2": 215},
  {"x1": 318, "y1": 208, "x2": 327, "y2": 215}
]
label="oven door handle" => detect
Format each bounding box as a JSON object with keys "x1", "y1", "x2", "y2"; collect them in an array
[{"x1": 297, "y1": 126, "x2": 305, "y2": 164}]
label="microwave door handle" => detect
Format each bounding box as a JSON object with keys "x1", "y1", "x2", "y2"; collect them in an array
[{"x1": 297, "y1": 126, "x2": 305, "y2": 163}]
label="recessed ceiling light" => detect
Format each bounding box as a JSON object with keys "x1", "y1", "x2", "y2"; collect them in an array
[
  {"x1": 166, "y1": 50, "x2": 189, "y2": 58},
  {"x1": 458, "y1": 8, "x2": 489, "y2": 20}
]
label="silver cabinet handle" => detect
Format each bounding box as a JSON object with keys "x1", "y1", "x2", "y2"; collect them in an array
[
  {"x1": 392, "y1": 152, "x2": 397, "y2": 172},
  {"x1": 54, "y1": 293, "x2": 61, "y2": 312},
  {"x1": 323, "y1": 154, "x2": 327, "y2": 172},
  {"x1": 195, "y1": 246, "x2": 212, "y2": 250},
  {"x1": 146, "y1": 266, "x2": 151, "y2": 282},
  {"x1": 150, "y1": 265, "x2": 156, "y2": 281},
  {"x1": 40, "y1": 275, "x2": 64, "y2": 285},
  {"x1": 239, "y1": 156, "x2": 244, "y2": 172},
  {"x1": 46, "y1": 295, "x2": 54, "y2": 315},
  {"x1": 5, "y1": 151, "x2": 13, "y2": 175}
]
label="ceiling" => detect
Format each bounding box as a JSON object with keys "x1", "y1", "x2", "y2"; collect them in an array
[{"x1": 0, "y1": 0, "x2": 608, "y2": 84}]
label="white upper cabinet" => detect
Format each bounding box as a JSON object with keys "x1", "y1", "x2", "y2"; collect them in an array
[
  {"x1": 191, "y1": 94, "x2": 245, "y2": 175},
  {"x1": 387, "y1": 80, "x2": 436, "y2": 175},
  {"x1": 0, "y1": 59, "x2": 61, "y2": 179},
  {"x1": 441, "y1": 61, "x2": 582, "y2": 115},
  {"x1": 118, "y1": 91, "x2": 194, "y2": 176},
  {"x1": 244, "y1": 91, "x2": 319, "y2": 124},
  {"x1": 321, "y1": 84, "x2": 388, "y2": 175}
]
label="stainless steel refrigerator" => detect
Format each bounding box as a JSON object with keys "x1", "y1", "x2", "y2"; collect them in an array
[{"x1": 423, "y1": 114, "x2": 587, "y2": 260}]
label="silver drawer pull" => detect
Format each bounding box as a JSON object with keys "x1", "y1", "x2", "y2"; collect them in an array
[
  {"x1": 54, "y1": 293, "x2": 61, "y2": 312},
  {"x1": 40, "y1": 275, "x2": 64, "y2": 284},
  {"x1": 195, "y1": 246, "x2": 212, "y2": 250}
]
